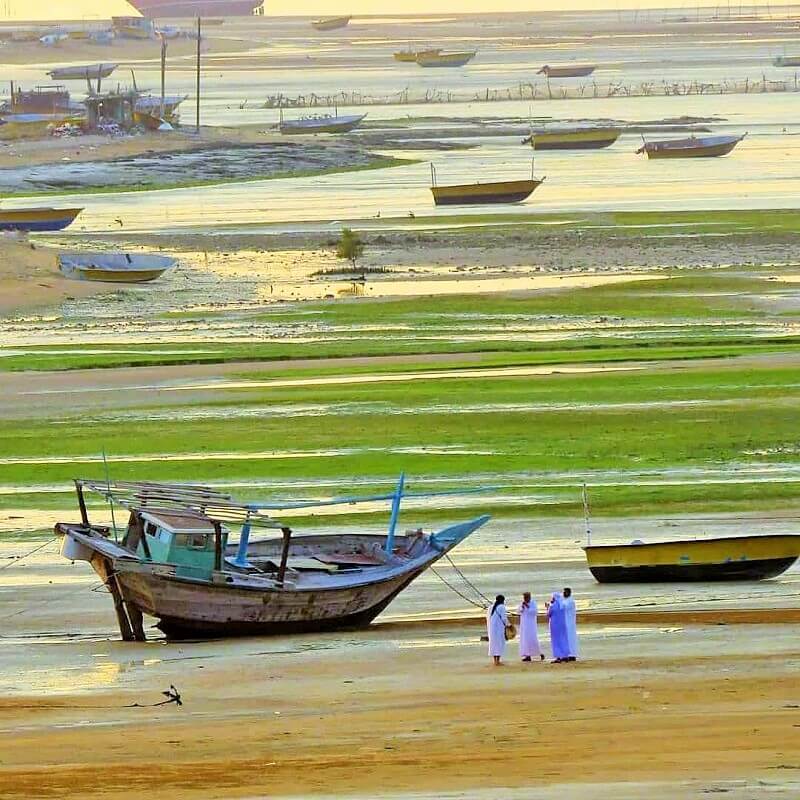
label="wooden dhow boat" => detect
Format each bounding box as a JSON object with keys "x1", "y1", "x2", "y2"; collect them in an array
[
  {"x1": 585, "y1": 533, "x2": 800, "y2": 583},
  {"x1": 58, "y1": 253, "x2": 176, "y2": 283},
  {"x1": 47, "y1": 63, "x2": 118, "y2": 81},
  {"x1": 311, "y1": 15, "x2": 352, "y2": 31},
  {"x1": 416, "y1": 50, "x2": 476, "y2": 68},
  {"x1": 524, "y1": 126, "x2": 621, "y2": 150},
  {"x1": 636, "y1": 133, "x2": 746, "y2": 159},
  {"x1": 430, "y1": 162, "x2": 544, "y2": 206},
  {"x1": 279, "y1": 110, "x2": 366, "y2": 135},
  {"x1": 538, "y1": 64, "x2": 596, "y2": 78},
  {"x1": 56, "y1": 476, "x2": 491, "y2": 640},
  {"x1": 0, "y1": 206, "x2": 83, "y2": 232}
]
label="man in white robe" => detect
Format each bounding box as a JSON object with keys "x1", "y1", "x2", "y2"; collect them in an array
[
  {"x1": 517, "y1": 592, "x2": 543, "y2": 662},
  {"x1": 546, "y1": 592, "x2": 570, "y2": 663},
  {"x1": 486, "y1": 594, "x2": 509, "y2": 666},
  {"x1": 562, "y1": 587, "x2": 579, "y2": 662}
]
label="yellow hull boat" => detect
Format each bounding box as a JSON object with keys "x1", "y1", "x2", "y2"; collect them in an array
[
  {"x1": 526, "y1": 127, "x2": 621, "y2": 150},
  {"x1": 584, "y1": 533, "x2": 800, "y2": 583}
]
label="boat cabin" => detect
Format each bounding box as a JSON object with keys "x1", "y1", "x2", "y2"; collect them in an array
[{"x1": 124, "y1": 509, "x2": 229, "y2": 579}]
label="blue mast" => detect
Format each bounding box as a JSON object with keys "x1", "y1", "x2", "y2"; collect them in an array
[{"x1": 385, "y1": 472, "x2": 405, "y2": 555}]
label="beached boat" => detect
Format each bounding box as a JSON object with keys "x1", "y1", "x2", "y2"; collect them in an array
[
  {"x1": 393, "y1": 46, "x2": 441, "y2": 62},
  {"x1": 47, "y1": 63, "x2": 118, "y2": 81},
  {"x1": 538, "y1": 64, "x2": 596, "y2": 78},
  {"x1": 585, "y1": 534, "x2": 800, "y2": 583},
  {"x1": 0, "y1": 113, "x2": 78, "y2": 140},
  {"x1": 430, "y1": 163, "x2": 544, "y2": 206},
  {"x1": 773, "y1": 54, "x2": 800, "y2": 67},
  {"x1": 416, "y1": 50, "x2": 476, "y2": 67},
  {"x1": 58, "y1": 253, "x2": 176, "y2": 283},
  {"x1": 0, "y1": 206, "x2": 83, "y2": 232},
  {"x1": 127, "y1": 0, "x2": 260, "y2": 15},
  {"x1": 311, "y1": 15, "x2": 352, "y2": 31},
  {"x1": 524, "y1": 126, "x2": 621, "y2": 150},
  {"x1": 279, "y1": 111, "x2": 366, "y2": 134},
  {"x1": 56, "y1": 476, "x2": 491, "y2": 640},
  {"x1": 133, "y1": 94, "x2": 188, "y2": 128},
  {"x1": 636, "y1": 133, "x2": 745, "y2": 159}
]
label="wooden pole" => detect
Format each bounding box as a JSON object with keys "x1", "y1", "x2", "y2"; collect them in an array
[
  {"x1": 277, "y1": 527, "x2": 292, "y2": 585},
  {"x1": 160, "y1": 34, "x2": 167, "y2": 121},
  {"x1": 195, "y1": 16, "x2": 202, "y2": 133},
  {"x1": 213, "y1": 521, "x2": 223, "y2": 572},
  {"x1": 75, "y1": 480, "x2": 89, "y2": 527}
]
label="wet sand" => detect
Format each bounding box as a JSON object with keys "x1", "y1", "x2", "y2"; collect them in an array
[
  {"x1": 0, "y1": 617, "x2": 797, "y2": 799},
  {"x1": 0, "y1": 238, "x2": 112, "y2": 315}
]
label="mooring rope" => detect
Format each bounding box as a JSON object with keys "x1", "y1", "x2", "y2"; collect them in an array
[
  {"x1": 430, "y1": 553, "x2": 493, "y2": 611},
  {"x1": 0, "y1": 537, "x2": 58, "y2": 571}
]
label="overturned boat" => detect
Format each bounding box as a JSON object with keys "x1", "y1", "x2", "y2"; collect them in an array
[
  {"x1": 585, "y1": 533, "x2": 800, "y2": 583},
  {"x1": 59, "y1": 253, "x2": 176, "y2": 283},
  {"x1": 56, "y1": 476, "x2": 490, "y2": 640},
  {"x1": 636, "y1": 133, "x2": 746, "y2": 159}
]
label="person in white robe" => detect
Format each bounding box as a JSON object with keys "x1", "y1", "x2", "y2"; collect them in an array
[
  {"x1": 546, "y1": 592, "x2": 570, "y2": 663},
  {"x1": 562, "y1": 587, "x2": 579, "y2": 662},
  {"x1": 517, "y1": 592, "x2": 543, "y2": 662},
  {"x1": 486, "y1": 594, "x2": 509, "y2": 665}
]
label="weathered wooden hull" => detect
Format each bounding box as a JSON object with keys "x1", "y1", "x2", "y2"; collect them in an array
[
  {"x1": 538, "y1": 65, "x2": 596, "y2": 78},
  {"x1": 99, "y1": 554, "x2": 435, "y2": 639},
  {"x1": 416, "y1": 51, "x2": 476, "y2": 67},
  {"x1": 585, "y1": 534, "x2": 800, "y2": 584}
]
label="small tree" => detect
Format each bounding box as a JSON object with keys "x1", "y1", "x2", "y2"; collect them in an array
[{"x1": 335, "y1": 227, "x2": 364, "y2": 270}]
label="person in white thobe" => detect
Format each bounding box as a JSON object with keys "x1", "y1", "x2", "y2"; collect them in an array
[
  {"x1": 546, "y1": 591, "x2": 570, "y2": 663},
  {"x1": 517, "y1": 592, "x2": 543, "y2": 662},
  {"x1": 486, "y1": 594, "x2": 509, "y2": 665},
  {"x1": 562, "y1": 587, "x2": 579, "y2": 662}
]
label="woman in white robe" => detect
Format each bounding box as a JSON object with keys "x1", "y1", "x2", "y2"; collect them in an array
[
  {"x1": 486, "y1": 594, "x2": 509, "y2": 665},
  {"x1": 546, "y1": 592, "x2": 570, "y2": 663},
  {"x1": 562, "y1": 587, "x2": 579, "y2": 661},
  {"x1": 517, "y1": 592, "x2": 542, "y2": 662}
]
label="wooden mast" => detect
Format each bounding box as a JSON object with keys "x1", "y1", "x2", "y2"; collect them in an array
[{"x1": 195, "y1": 16, "x2": 202, "y2": 133}]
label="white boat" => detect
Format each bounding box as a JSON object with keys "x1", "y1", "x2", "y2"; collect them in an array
[
  {"x1": 279, "y1": 112, "x2": 366, "y2": 134},
  {"x1": 47, "y1": 63, "x2": 118, "y2": 81},
  {"x1": 59, "y1": 253, "x2": 176, "y2": 283}
]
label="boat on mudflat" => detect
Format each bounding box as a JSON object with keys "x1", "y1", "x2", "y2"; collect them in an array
[
  {"x1": 47, "y1": 63, "x2": 118, "y2": 81},
  {"x1": 430, "y1": 163, "x2": 544, "y2": 206},
  {"x1": 773, "y1": 54, "x2": 800, "y2": 67},
  {"x1": 584, "y1": 534, "x2": 800, "y2": 583},
  {"x1": 636, "y1": 133, "x2": 746, "y2": 159},
  {"x1": 394, "y1": 46, "x2": 441, "y2": 63},
  {"x1": 524, "y1": 126, "x2": 621, "y2": 150},
  {"x1": 538, "y1": 64, "x2": 596, "y2": 78},
  {"x1": 311, "y1": 15, "x2": 352, "y2": 31},
  {"x1": 56, "y1": 476, "x2": 491, "y2": 640},
  {"x1": 0, "y1": 206, "x2": 83, "y2": 232},
  {"x1": 59, "y1": 253, "x2": 176, "y2": 283},
  {"x1": 416, "y1": 50, "x2": 476, "y2": 67},
  {"x1": 279, "y1": 111, "x2": 366, "y2": 134}
]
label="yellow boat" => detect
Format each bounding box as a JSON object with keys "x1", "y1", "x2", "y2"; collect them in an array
[
  {"x1": 430, "y1": 163, "x2": 545, "y2": 206},
  {"x1": 311, "y1": 16, "x2": 352, "y2": 31},
  {"x1": 0, "y1": 113, "x2": 76, "y2": 141},
  {"x1": 394, "y1": 47, "x2": 441, "y2": 63},
  {"x1": 416, "y1": 50, "x2": 476, "y2": 68},
  {"x1": 584, "y1": 533, "x2": 800, "y2": 583},
  {"x1": 526, "y1": 126, "x2": 621, "y2": 150}
]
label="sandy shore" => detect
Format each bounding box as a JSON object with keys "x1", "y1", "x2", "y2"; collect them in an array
[
  {"x1": 0, "y1": 617, "x2": 797, "y2": 799},
  {"x1": 0, "y1": 237, "x2": 112, "y2": 315}
]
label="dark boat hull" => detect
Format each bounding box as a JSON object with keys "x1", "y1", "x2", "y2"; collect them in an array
[
  {"x1": 433, "y1": 190, "x2": 535, "y2": 205},
  {"x1": 589, "y1": 555, "x2": 799, "y2": 583}
]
